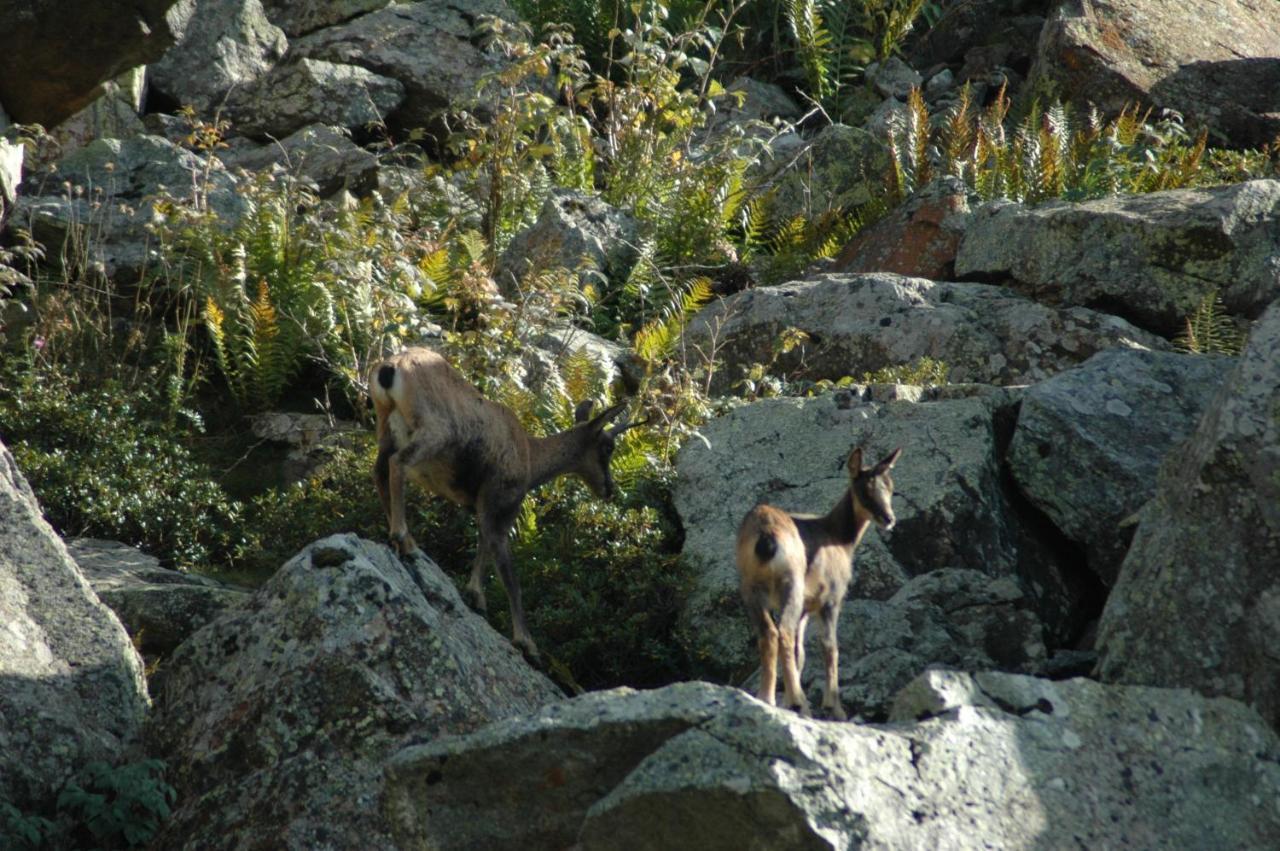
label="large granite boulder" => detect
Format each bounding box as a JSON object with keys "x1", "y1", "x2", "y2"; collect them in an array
[
  {"x1": 146, "y1": 534, "x2": 560, "y2": 850},
  {"x1": 0, "y1": 0, "x2": 180, "y2": 128},
  {"x1": 955, "y1": 180, "x2": 1280, "y2": 335},
  {"x1": 673, "y1": 387, "x2": 1083, "y2": 676},
  {"x1": 831, "y1": 176, "x2": 973, "y2": 280},
  {"x1": 261, "y1": 0, "x2": 389, "y2": 38},
  {"x1": 148, "y1": 0, "x2": 288, "y2": 114},
  {"x1": 223, "y1": 123, "x2": 381, "y2": 197},
  {"x1": 0, "y1": 444, "x2": 150, "y2": 817},
  {"x1": 496, "y1": 189, "x2": 641, "y2": 296},
  {"x1": 69, "y1": 538, "x2": 250, "y2": 662},
  {"x1": 1034, "y1": 0, "x2": 1280, "y2": 148},
  {"x1": 1096, "y1": 301, "x2": 1280, "y2": 729},
  {"x1": 223, "y1": 57, "x2": 405, "y2": 139},
  {"x1": 289, "y1": 0, "x2": 515, "y2": 134},
  {"x1": 682, "y1": 272, "x2": 1167, "y2": 395},
  {"x1": 1008, "y1": 348, "x2": 1236, "y2": 586},
  {"x1": 385, "y1": 674, "x2": 1280, "y2": 850}
]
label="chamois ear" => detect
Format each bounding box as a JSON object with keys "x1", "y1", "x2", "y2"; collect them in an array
[
  {"x1": 846, "y1": 447, "x2": 864, "y2": 474},
  {"x1": 874, "y1": 447, "x2": 903, "y2": 473},
  {"x1": 573, "y1": 399, "x2": 596, "y2": 423}
]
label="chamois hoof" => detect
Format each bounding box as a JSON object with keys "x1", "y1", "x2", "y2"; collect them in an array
[
  {"x1": 513, "y1": 637, "x2": 543, "y2": 669},
  {"x1": 388, "y1": 533, "x2": 418, "y2": 557},
  {"x1": 823, "y1": 702, "x2": 848, "y2": 722},
  {"x1": 462, "y1": 586, "x2": 488, "y2": 615},
  {"x1": 788, "y1": 700, "x2": 811, "y2": 718}
]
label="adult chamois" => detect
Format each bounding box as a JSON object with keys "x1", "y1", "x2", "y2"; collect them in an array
[
  {"x1": 736, "y1": 445, "x2": 902, "y2": 719},
  {"x1": 369, "y1": 346, "x2": 637, "y2": 662}
]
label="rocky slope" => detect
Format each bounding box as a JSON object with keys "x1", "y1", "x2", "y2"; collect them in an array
[{"x1": 2, "y1": 0, "x2": 1280, "y2": 848}]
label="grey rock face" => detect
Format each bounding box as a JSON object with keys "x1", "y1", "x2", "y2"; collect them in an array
[
  {"x1": 751, "y1": 568, "x2": 1047, "y2": 720},
  {"x1": 386, "y1": 673, "x2": 1280, "y2": 850},
  {"x1": 0, "y1": 0, "x2": 180, "y2": 127},
  {"x1": 148, "y1": 0, "x2": 288, "y2": 114},
  {"x1": 496, "y1": 189, "x2": 641, "y2": 296},
  {"x1": 224, "y1": 123, "x2": 381, "y2": 197},
  {"x1": 1008, "y1": 348, "x2": 1235, "y2": 587},
  {"x1": 674, "y1": 388, "x2": 1082, "y2": 676},
  {"x1": 146, "y1": 534, "x2": 560, "y2": 850},
  {"x1": 10, "y1": 135, "x2": 244, "y2": 282},
  {"x1": 748, "y1": 124, "x2": 891, "y2": 222},
  {"x1": 261, "y1": 0, "x2": 389, "y2": 38},
  {"x1": 46, "y1": 67, "x2": 148, "y2": 159},
  {"x1": 867, "y1": 56, "x2": 923, "y2": 100},
  {"x1": 0, "y1": 444, "x2": 150, "y2": 812},
  {"x1": 289, "y1": 0, "x2": 515, "y2": 132},
  {"x1": 1096, "y1": 301, "x2": 1280, "y2": 729},
  {"x1": 69, "y1": 538, "x2": 250, "y2": 660},
  {"x1": 1034, "y1": 0, "x2": 1280, "y2": 148},
  {"x1": 683, "y1": 272, "x2": 1166, "y2": 395},
  {"x1": 955, "y1": 181, "x2": 1280, "y2": 335},
  {"x1": 224, "y1": 57, "x2": 404, "y2": 139}
]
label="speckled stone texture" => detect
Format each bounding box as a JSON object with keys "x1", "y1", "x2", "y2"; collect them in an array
[
  {"x1": 146, "y1": 534, "x2": 561, "y2": 850},
  {"x1": 1097, "y1": 301, "x2": 1280, "y2": 729},
  {"x1": 386, "y1": 674, "x2": 1280, "y2": 850}
]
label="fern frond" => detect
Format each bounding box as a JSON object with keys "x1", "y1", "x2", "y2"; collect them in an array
[
  {"x1": 1173, "y1": 289, "x2": 1244, "y2": 355},
  {"x1": 633, "y1": 276, "x2": 712, "y2": 364}
]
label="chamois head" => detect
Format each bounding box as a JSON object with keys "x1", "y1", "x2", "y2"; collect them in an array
[
  {"x1": 847, "y1": 445, "x2": 902, "y2": 530},
  {"x1": 571, "y1": 399, "x2": 638, "y2": 500}
]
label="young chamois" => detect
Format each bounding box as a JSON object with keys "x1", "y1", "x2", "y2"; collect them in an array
[
  {"x1": 369, "y1": 346, "x2": 635, "y2": 662},
  {"x1": 736, "y1": 445, "x2": 902, "y2": 719}
]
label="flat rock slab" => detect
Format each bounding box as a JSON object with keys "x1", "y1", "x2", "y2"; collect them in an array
[
  {"x1": 956, "y1": 180, "x2": 1280, "y2": 335},
  {"x1": 683, "y1": 272, "x2": 1166, "y2": 395},
  {"x1": 385, "y1": 673, "x2": 1280, "y2": 850},
  {"x1": 69, "y1": 538, "x2": 250, "y2": 660}
]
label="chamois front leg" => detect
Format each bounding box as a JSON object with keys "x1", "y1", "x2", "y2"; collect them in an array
[
  {"x1": 479, "y1": 492, "x2": 540, "y2": 664},
  {"x1": 818, "y1": 603, "x2": 846, "y2": 720}
]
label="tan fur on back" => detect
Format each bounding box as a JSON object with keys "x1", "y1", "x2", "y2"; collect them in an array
[{"x1": 370, "y1": 347, "x2": 531, "y2": 506}]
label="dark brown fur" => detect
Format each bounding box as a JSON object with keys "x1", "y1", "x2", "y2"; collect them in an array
[
  {"x1": 369, "y1": 347, "x2": 632, "y2": 662},
  {"x1": 735, "y1": 446, "x2": 902, "y2": 718}
]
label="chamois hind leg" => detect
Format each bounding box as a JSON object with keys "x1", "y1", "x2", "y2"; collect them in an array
[
  {"x1": 795, "y1": 611, "x2": 809, "y2": 688},
  {"x1": 818, "y1": 603, "x2": 846, "y2": 720},
  {"x1": 384, "y1": 444, "x2": 419, "y2": 556},
  {"x1": 742, "y1": 589, "x2": 778, "y2": 706},
  {"x1": 777, "y1": 587, "x2": 809, "y2": 716}
]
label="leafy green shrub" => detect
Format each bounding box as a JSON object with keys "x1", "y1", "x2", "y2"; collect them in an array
[
  {"x1": 512, "y1": 477, "x2": 692, "y2": 689},
  {"x1": 0, "y1": 800, "x2": 53, "y2": 851},
  {"x1": 0, "y1": 368, "x2": 244, "y2": 570},
  {"x1": 57, "y1": 760, "x2": 175, "y2": 849}
]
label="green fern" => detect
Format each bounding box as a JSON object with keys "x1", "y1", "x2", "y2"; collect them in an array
[
  {"x1": 633, "y1": 276, "x2": 713, "y2": 365},
  {"x1": 1174, "y1": 290, "x2": 1245, "y2": 355}
]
